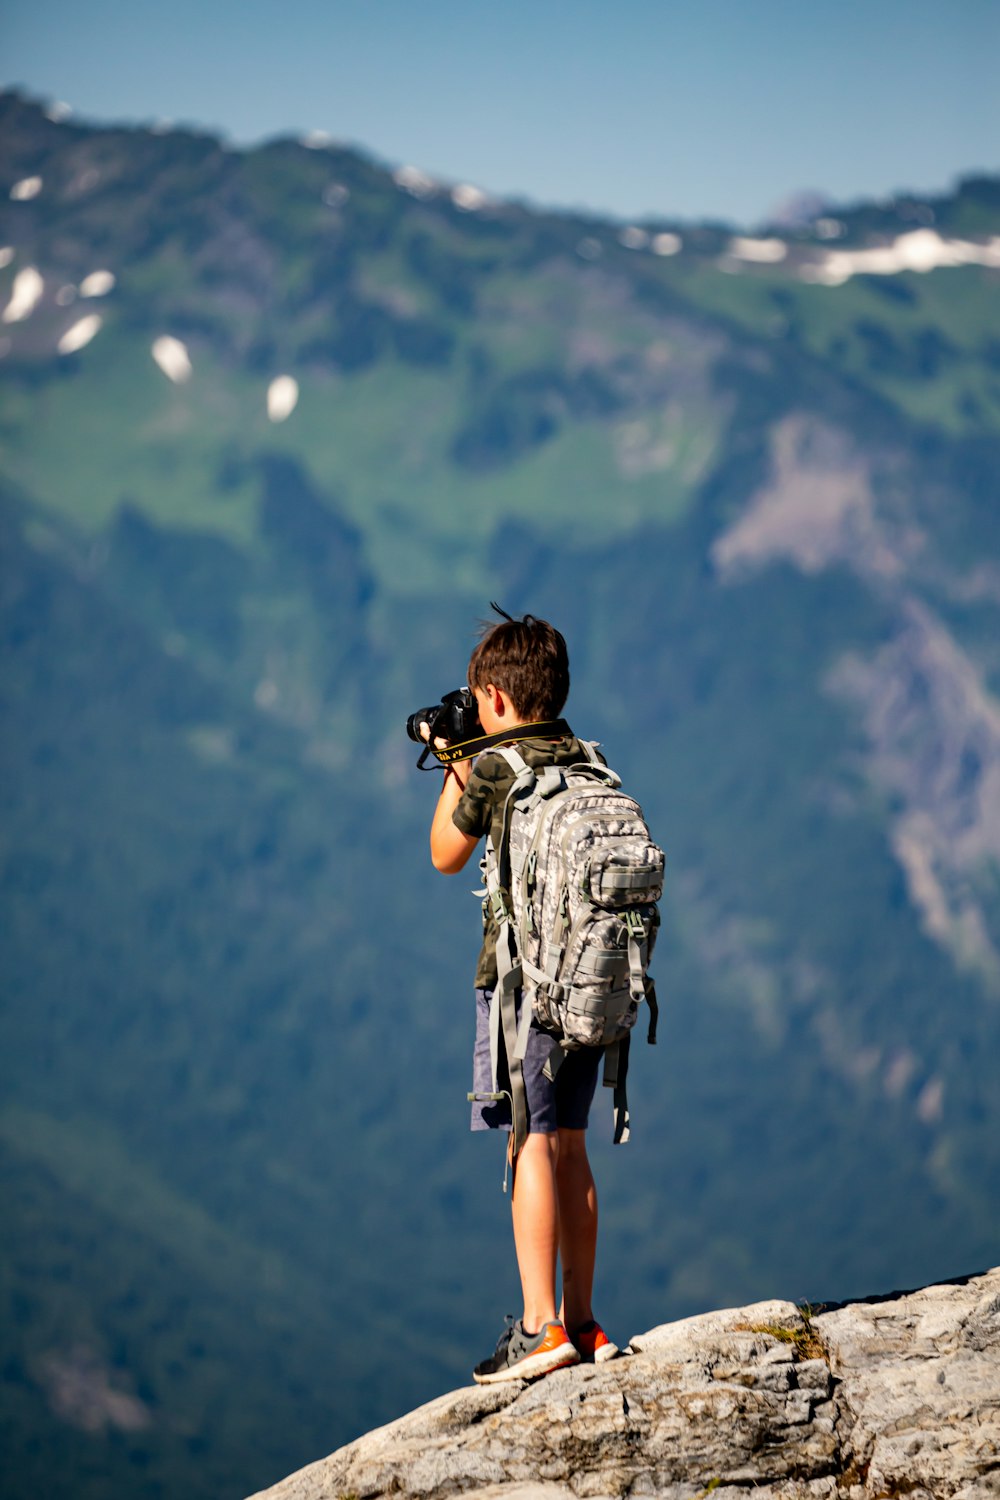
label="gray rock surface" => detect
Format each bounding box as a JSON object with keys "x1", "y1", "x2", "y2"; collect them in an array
[{"x1": 249, "y1": 1268, "x2": 1000, "y2": 1500}]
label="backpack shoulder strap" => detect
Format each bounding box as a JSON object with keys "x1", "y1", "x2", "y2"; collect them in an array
[
  {"x1": 482, "y1": 746, "x2": 539, "y2": 1172},
  {"x1": 485, "y1": 749, "x2": 537, "y2": 879},
  {"x1": 495, "y1": 744, "x2": 529, "y2": 776},
  {"x1": 573, "y1": 740, "x2": 624, "y2": 785}
]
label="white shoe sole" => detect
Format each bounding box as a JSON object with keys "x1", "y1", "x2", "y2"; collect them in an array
[
  {"x1": 473, "y1": 1343, "x2": 580, "y2": 1384},
  {"x1": 593, "y1": 1341, "x2": 619, "y2": 1363}
]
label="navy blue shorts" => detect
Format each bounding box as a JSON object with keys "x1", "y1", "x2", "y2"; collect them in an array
[{"x1": 471, "y1": 987, "x2": 602, "y2": 1134}]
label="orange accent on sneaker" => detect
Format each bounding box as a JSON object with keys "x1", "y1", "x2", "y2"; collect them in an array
[
  {"x1": 536, "y1": 1322, "x2": 575, "y2": 1355},
  {"x1": 473, "y1": 1318, "x2": 581, "y2": 1384},
  {"x1": 572, "y1": 1320, "x2": 620, "y2": 1363}
]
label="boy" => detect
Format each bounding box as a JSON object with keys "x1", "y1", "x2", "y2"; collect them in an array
[{"x1": 426, "y1": 613, "x2": 618, "y2": 1384}]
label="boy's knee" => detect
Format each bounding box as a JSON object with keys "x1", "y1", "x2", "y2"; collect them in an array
[
  {"x1": 521, "y1": 1129, "x2": 560, "y2": 1164},
  {"x1": 556, "y1": 1127, "x2": 589, "y2": 1157}
]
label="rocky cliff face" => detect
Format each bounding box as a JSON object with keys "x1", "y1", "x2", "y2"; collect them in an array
[{"x1": 250, "y1": 1268, "x2": 999, "y2": 1500}]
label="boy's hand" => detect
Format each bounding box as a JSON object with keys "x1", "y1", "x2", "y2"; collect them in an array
[
  {"x1": 419, "y1": 720, "x2": 451, "y2": 752},
  {"x1": 429, "y1": 753, "x2": 477, "y2": 873}
]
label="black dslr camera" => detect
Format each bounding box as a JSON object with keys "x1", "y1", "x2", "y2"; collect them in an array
[{"x1": 406, "y1": 687, "x2": 482, "y2": 752}]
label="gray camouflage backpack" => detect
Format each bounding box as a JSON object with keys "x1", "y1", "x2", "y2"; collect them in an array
[{"x1": 481, "y1": 741, "x2": 663, "y2": 1159}]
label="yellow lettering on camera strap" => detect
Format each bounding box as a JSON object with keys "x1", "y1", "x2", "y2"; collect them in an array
[{"x1": 427, "y1": 719, "x2": 570, "y2": 766}]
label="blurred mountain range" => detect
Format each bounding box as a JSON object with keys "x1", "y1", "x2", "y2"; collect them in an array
[{"x1": 1, "y1": 90, "x2": 999, "y2": 1499}]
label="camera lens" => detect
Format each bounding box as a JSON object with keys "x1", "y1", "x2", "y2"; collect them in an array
[{"x1": 406, "y1": 707, "x2": 437, "y2": 743}]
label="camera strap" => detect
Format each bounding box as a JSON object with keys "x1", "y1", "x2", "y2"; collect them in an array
[{"x1": 418, "y1": 718, "x2": 571, "y2": 769}]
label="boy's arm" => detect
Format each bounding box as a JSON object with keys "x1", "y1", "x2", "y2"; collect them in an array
[{"x1": 430, "y1": 763, "x2": 479, "y2": 873}]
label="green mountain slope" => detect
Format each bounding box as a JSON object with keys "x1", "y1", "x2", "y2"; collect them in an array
[{"x1": 2, "y1": 91, "x2": 999, "y2": 1498}]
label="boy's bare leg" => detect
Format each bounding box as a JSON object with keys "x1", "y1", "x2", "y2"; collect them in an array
[
  {"x1": 510, "y1": 1131, "x2": 561, "y2": 1332},
  {"x1": 555, "y1": 1128, "x2": 597, "y2": 1332}
]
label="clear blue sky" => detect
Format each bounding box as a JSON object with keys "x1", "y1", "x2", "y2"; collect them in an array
[{"x1": 3, "y1": 0, "x2": 997, "y2": 226}]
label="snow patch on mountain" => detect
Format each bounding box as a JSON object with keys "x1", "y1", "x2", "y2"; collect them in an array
[
  {"x1": 729, "y1": 236, "x2": 787, "y2": 263},
  {"x1": 3, "y1": 266, "x2": 44, "y2": 323},
  {"x1": 151, "y1": 336, "x2": 192, "y2": 383},
  {"x1": 267, "y1": 375, "x2": 299, "y2": 422},
  {"x1": 619, "y1": 226, "x2": 650, "y2": 250},
  {"x1": 393, "y1": 165, "x2": 436, "y2": 199},
  {"x1": 452, "y1": 183, "x2": 487, "y2": 212},
  {"x1": 802, "y1": 229, "x2": 1000, "y2": 285},
  {"x1": 79, "y1": 271, "x2": 115, "y2": 298},
  {"x1": 651, "y1": 232, "x2": 682, "y2": 256},
  {"x1": 10, "y1": 176, "x2": 42, "y2": 201},
  {"x1": 58, "y1": 314, "x2": 102, "y2": 354}
]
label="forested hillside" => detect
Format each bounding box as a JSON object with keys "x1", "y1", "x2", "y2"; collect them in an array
[{"x1": 1, "y1": 90, "x2": 999, "y2": 1500}]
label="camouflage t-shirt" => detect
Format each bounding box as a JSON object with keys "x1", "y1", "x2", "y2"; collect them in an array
[{"x1": 452, "y1": 732, "x2": 604, "y2": 989}]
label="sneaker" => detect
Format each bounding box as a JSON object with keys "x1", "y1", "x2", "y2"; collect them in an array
[
  {"x1": 571, "y1": 1319, "x2": 619, "y2": 1364},
  {"x1": 473, "y1": 1316, "x2": 581, "y2": 1384}
]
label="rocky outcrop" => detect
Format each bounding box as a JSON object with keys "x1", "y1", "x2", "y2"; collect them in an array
[
  {"x1": 710, "y1": 415, "x2": 893, "y2": 581},
  {"x1": 829, "y1": 599, "x2": 1000, "y2": 988},
  {"x1": 249, "y1": 1267, "x2": 999, "y2": 1500}
]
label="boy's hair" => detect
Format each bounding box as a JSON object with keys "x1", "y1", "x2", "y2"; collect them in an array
[{"x1": 468, "y1": 613, "x2": 570, "y2": 721}]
